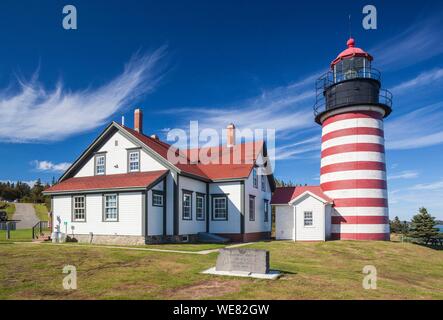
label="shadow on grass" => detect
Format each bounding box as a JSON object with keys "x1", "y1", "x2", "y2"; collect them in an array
[
  {"x1": 277, "y1": 270, "x2": 297, "y2": 275},
  {"x1": 416, "y1": 243, "x2": 443, "y2": 251}
]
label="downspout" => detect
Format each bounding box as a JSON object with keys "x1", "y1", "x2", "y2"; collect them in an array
[
  {"x1": 206, "y1": 182, "x2": 210, "y2": 233},
  {"x1": 163, "y1": 175, "x2": 167, "y2": 237}
]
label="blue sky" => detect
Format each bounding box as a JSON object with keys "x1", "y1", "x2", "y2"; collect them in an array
[{"x1": 0, "y1": 0, "x2": 442, "y2": 220}]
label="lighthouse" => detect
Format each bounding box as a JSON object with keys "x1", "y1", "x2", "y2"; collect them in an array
[{"x1": 314, "y1": 38, "x2": 393, "y2": 240}]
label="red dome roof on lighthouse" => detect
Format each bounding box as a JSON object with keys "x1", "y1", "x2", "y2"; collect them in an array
[{"x1": 331, "y1": 38, "x2": 373, "y2": 68}]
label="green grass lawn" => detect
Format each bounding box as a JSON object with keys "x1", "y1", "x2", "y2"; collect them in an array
[
  {"x1": 0, "y1": 228, "x2": 33, "y2": 242},
  {"x1": 0, "y1": 201, "x2": 15, "y2": 220},
  {"x1": 136, "y1": 243, "x2": 227, "y2": 252},
  {"x1": 33, "y1": 204, "x2": 49, "y2": 221},
  {"x1": 56, "y1": 242, "x2": 228, "y2": 252},
  {"x1": 0, "y1": 240, "x2": 442, "y2": 300}
]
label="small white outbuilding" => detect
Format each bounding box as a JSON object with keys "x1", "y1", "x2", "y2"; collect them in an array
[{"x1": 271, "y1": 186, "x2": 333, "y2": 241}]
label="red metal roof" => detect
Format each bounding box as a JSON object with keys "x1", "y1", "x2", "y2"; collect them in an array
[
  {"x1": 48, "y1": 123, "x2": 271, "y2": 194},
  {"x1": 331, "y1": 38, "x2": 373, "y2": 68},
  {"x1": 271, "y1": 186, "x2": 333, "y2": 205},
  {"x1": 45, "y1": 170, "x2": 168, "y2": 193},
  {"x1": 123, "y1": 126, "x2": 264, "y2": 181}
]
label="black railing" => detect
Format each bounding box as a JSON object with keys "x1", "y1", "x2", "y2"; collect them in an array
[
  {"x1": 313, "y1": 68, "x2": 392, "y2": 116},
  {"x1": 316, "y1": 68, "x2": 382, "y2": 91},
  {"x1": 314, "y1": 88, "x2": 393, "y2": 116},
  {"x1": 32, "y1": 221, "x2": 49, "y2": 239}
]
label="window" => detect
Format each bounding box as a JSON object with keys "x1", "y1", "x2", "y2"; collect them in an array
[
  {"x1": 95, "y1": 154, "x2": 105, "y2": 175},
  {"x1": 104, "y1": 194, "x2": 118, "y2": 221},
  {"x1": 212, "y1": 196, "x2": 227, "y2": 220},
  {"x1": 304, "y1": 211, "x2": 313, "y2": 226},
  {"x1": 182, "y1": 191, "x2": 192, "y2": 220},
  {"x1": 249, "y1": 195, "x2": 255, "y2": 221},
  {"x1": 196, "y1": 194, "x2": 205, "y2": 220},
  {"x1": 252, "y1": 168, "x2": 258, "y2": 188},
  {"x1": 73, "y1": 196, "x2": 86, "y2": 221},
  {"x1": 152, "y1": 190, "x2": 164, "y2": 207},
  {"x1": 114, "y1": 140, "x2": 118, "y2": 146},
  {"x1": 264, "y1": 199, "x2": 269, "y2": 222},
  {"x1": 261, "y1": 175, "x2": 266, "y2": 192},
  {"x1": 128, "y1": 150, "x2": 140, "y2": 172}
]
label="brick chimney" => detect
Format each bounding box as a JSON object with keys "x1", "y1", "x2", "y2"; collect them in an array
[
  {"x1": 226, "y1": 123, "x2": 236, "y2": 147},
  {"x1": 134, "y1": 108, "x2": 143, "y2": 133}
]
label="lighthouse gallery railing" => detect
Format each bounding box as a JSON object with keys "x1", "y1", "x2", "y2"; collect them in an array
[{"x1": 313, "y1": 69, "x2": 393, "y2": 116}]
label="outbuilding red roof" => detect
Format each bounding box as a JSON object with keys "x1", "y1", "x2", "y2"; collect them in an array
[
  {"x1": 271, "y1": 186, "x2": 333, "y2": 205},
  {"x1": 45, "y1": 170, "x2": 168, "y2": 193}
]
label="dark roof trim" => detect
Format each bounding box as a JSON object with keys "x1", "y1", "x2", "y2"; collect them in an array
[
  {"x1": 59, "y1": 123, "x2": 117, "y2": 182},
  {"x1": 44, "y1": 170, "x2": 169, "y2": 196},
  {"x1": 59, "y1": 122, "x2": 180, "y2": 182}
]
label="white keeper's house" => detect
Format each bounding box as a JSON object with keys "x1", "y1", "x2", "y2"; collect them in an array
[{"x1": 44, "y1": 109, "x2": 275, "y2": 245}]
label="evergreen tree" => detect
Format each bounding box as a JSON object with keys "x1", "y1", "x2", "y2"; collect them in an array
[
  {"x1": 390, "y1": 216, "x2": 402, "y2": 233},
  {"x1": 401, "y1": 221, "x2": 409, "y2": 234},
  {"x1": 409, "y1": 207, "x2": 439, "y2": 244},
  {"x1": 274, "y1": 178, "x2": 296, "y2": 187}
]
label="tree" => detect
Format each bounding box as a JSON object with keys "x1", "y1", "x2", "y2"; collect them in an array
[
  {"x1": 390, "y1": 216, "x2": 402, "y2": 234},
  {"x1": 409, "y1": 207, "x2": 439, "y2": 244},
  {"x1": 274, "y1": 178, "x2": 296, "y2": 187},
  {"x1": 401, "y1": 221, "x2": 410, "y2": 234},
  {"x1": 30, "y1": 179, "x2": 45, "y2": 203}
]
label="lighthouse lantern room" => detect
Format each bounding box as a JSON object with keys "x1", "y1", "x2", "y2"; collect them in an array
[{"x1": 314, "y1": 38, "x2": 393, "y2": 240}]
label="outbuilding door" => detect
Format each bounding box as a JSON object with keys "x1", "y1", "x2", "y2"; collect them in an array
[{"x1": 275, "y1": 206, "x2": 294, "y2": 240}]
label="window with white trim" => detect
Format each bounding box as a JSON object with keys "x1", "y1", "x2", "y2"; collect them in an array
[
  {"x1": 196, "y1": 194, "x2": 205, "y2": 220},
  {"x1": 128, "y1": 150, "x2": 140, "y2": 172},
  {"x1": 152, "y1": 190, "x2": 164, "y2": 207},
  {"x1": 73, "y1": 196, "x2": 86, "y2": 221},
  {"x1": 261, "y1": 175, "x2": 266, "y2": 191},
  {"x1": 252, "y1": 168, "x2": 258, "y2": 188},
  {"x1": 264, "y1": 199, "x2": 269, "y2": 222},
  {"x1": 182, "y1": 192, "x2": 192, "y2": 220},
  {"x1": 95, "y1": 155, "x2": 105, "y2": 175},
  {"x1": 304, "y1": 211, "x2": 313, "y2": 226},
  {"x1": 212, "y1": 196, "x2": 227, "y2": 220},
  {"x1": 104, "y1": 194, "x2": 118, "y2": 221},
  {"x1": 249, "y1": 195, "x2": 255, "y2": 221}
]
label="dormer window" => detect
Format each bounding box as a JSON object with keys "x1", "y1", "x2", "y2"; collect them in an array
[
  {"x1": 261, "y1": 175, "x2": 266, "y2": 192},
  {"x1": 95, "y1": 154, "x2": 106, "y2": 175},
  {"x1": 128, "y1": 150, "x2": 140, "y2": 172},
  {"x1": 252, "y1": 168, "x2": 258, "y2": 188}
]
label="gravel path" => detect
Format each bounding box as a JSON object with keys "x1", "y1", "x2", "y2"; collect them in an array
[{"x1": 13, "y1": 203, "x2": 39, "y2": 229}]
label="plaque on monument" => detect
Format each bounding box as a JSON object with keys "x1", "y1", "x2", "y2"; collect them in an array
[{"x1": 215, "y1": 248, "x2": 270, "y2": 274}]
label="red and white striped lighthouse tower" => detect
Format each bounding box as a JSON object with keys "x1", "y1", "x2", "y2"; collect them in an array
[{"x1": 314, "y1": 38, "x2": 393, "y2": 240}]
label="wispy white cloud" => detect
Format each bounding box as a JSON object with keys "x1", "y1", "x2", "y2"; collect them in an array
[
  {"x1": 385, "y1": 102, "x2": 443, "y2": 150},
  {"x1": 410, "y1": 179, "x2": 443, "y2": 191},
  {"x1": 165, "y1": 73, "x2": 320, "y2": 160},
  {"x1": 273, "y1": 136, "x2": 320, "y2": 160},
  {"x1": 388, "y1": 170, "x2": 419, "y2": 181},
  {"x1": 389, "y1": 184, "x2": 443, "y2": 220},
  {"x1": 390, "y1": 68, "x2": 443, "y2": 94},
  {"x1": 166, "y1": 72, "x2": 319, "y2": 133},
  {"x1": 0, "y1": 47, "x2": 167, "y2": 143},
  {"x1": 370, "y1": 14, "x2": 443, "y2": 70},
  {"x1": 32, "y1": 160, "x2": 72, "y2": 173}
]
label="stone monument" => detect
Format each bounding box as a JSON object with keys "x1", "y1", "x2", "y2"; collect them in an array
[{"x1": 202, "y1": 248, "x2": 280, "y2": 280}]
